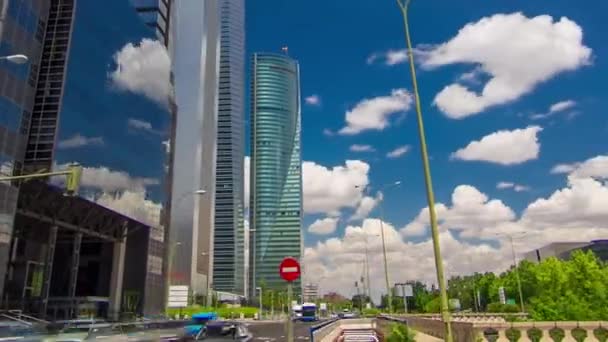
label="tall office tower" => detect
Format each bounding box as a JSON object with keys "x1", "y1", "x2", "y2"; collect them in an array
[
  {"x1": 249, "y1": 53, "x2": 303, "y2": 296},
  {"x1": 213, "y1": 0, "x2": 245, "y2": 296},
  {"x1": 168, "y1": 0, "x2": 220, "y2": 297},
  {"x1": 22, "y1": 0, "x2": 74, "y2": 174},
  {"x1": 0, "y1": 0, "x2": 50, "y2": 303}
]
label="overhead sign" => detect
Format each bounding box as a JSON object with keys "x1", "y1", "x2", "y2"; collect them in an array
[
  {"x1": 279, "y1": 257, "x2": 301, "y2": 282},
  {"x1": 168, "y1": 285, "x2": 189, "y2": 308}
]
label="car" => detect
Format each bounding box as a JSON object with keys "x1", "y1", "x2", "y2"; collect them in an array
[{"x1": 171, "y1": 321, "x2": 252, "y2": 341}]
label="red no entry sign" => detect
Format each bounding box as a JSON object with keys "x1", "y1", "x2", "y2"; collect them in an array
[{"x1": 279, "y1": 257, "x2": 301, "y2": 282}]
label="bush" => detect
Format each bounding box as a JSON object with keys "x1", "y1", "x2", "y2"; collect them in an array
[
  {"x1": 166, "y1": 306, "x2": 258, "y2": 319},
  {"x1": 386, "y1": 323, "x2": 415, "y2": 342},
  {"x1": 362, "y1": 308, "x2": 381, "y2": 317}
]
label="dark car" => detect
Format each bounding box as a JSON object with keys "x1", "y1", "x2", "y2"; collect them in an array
[{"x1": 172, "y1": 321, "x2": 252, "y2": 341}]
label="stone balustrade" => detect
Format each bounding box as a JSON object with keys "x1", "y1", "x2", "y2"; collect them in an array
[{"x1": 385, "y1": 315, "x2": 608, "y2": 342}]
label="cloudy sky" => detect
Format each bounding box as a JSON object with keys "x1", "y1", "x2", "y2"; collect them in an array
[{"x1": 54, "y1": 0, "x2": 608, "y2": 301}]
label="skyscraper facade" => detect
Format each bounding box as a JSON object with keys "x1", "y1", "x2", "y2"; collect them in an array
[
  {"x1": 168, "y1": 0, "x2": 220, "y2": 297},
  {"x1": 213, "y1": 0, "x2": 245, "y2": 296},
  {"x1": 249, "y1": 53, "x2": 302, "y2": 295},
  {"x1": 0, "y1": 0, "x2": 50, "y2": 302}
]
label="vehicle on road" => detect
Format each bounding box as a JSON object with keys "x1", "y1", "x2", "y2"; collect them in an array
[
  {"x1": 299, "y1": 303, "x2": 317, "y2": 322},
  {"x1": 171, "y1": 321, "x2": 251, "y2": 341},
  {"x1": 291, "y1": 304, "x2": 302, "y2": 320}
]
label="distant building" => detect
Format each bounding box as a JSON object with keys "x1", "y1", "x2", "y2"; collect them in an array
[
  {"x1": 524, "y1": 240, "x2": 608, "y2": 263},
  {"x1": 303, "y1": 283, "x2": 319, "y2": 302},
  {"x1": 249, "y1": 53, "x2": 302, "y2": 297}
]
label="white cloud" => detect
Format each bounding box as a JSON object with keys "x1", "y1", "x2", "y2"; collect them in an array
[
  {"x1": 308, "y1": 217, "x2": 340, "y2": 235},
  {"x1": 350, "y1": 193, "x2": 382, "y2": 222},
  {"x1": 54, "y1": 163, "x2": 159, "y2": 192},
  {"x1": 350, "y1": 144, "x2": 375, "y2": 153},
  {"x1": 305, "y1": 95, "x2": 321, "y2": 106},
  {"x1": 303, "y1": 160, "x2": 371, "y2": 215},
  {"x1": 323, "y1": 129, "x2": 334, "y2": 137},
  {"x1": 496, "y1": 181, "x2": 530, "y2": 192},
  {"x1": 551, "y1": 163, "x2": 578, "y2": 174},
  {"x1": 386, "y1": 145, "x2": 411, "y2": 159},
  {"x1": 338, "y1": 89, "x2": 413, "y2": 135},
  {"x1": 422, "y1": 13, "x2": 591, "y2": 118},
  {"x1": 366, "y1": 48, "x2": 429, "y2": 66},
  {"x1": 304, "y1": 218, "x2": 510, "y2": 301},
  {"x1": 109, "y1": 38, "x2": 171, "y2": 106},
  {"x1": 451, "y1": 126, "x2": 543, "y2": 165},
  {"x1": 531, "y1": 100, "x2": 577, "y2": 120},
  {"x1": 58, "y1": 134, "x2": 104, "y2": 149},
  {"x1": 127, "y1": 118, "x2": 158, "y2": 134},
  {"x1": 95, "y1": 191, "x2": 162, "y2": 227},
  {"x1": 401, "y1": 185, "x2": 516, "y2": 238},
  {"x1": 308, "y1": 168, "x2": 608, "y2": 300},
  {"x1": 561, "y1": 155, "x2": 608, "y2": 180}
]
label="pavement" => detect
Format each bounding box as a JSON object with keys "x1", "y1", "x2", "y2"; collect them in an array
[{"x1": 245, "y1": 320, "x2": 319, "y2": 341}]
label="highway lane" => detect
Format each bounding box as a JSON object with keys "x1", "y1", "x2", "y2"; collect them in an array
[{"x1": 246, "y1": 320, "x2": 320, "y2": 341}]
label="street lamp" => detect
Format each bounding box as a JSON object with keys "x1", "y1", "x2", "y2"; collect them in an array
[
  {"x1": 396, "y1": 1, "x2": 452, "y2": 340},
  {"x1": 495, "y1": 232, "x2": 527, "y2": 313},
  {"x1": 345, "y1": 233, "x2": 376, "y2": 303},
  {"x1": 355, "y1": 180, "x2": 401, "y2": 313},
  {"x1": 0, "y1": 54, "x2": 28, "y2": 64}
]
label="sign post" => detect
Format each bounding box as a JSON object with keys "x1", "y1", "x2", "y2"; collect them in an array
[{"x1": 280, "y1": 257, "x2": 301, "y2": 342}]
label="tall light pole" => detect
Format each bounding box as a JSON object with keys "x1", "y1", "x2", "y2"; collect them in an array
[
  {"x1": 377, "y1": 181, "x2": 401, "y2": 313},
  {"x1": 496, "y1": 233, "x2": 526, "y2": 313},
  {"x1": 396, "y1": 1, "x2": 452, "y2": 340},
  {"x1": 346, "y1": 233, "x2": 376, "y2": 304},
  {"x1": 356, "y1": 181, "x2": 401, "y2": 312}
]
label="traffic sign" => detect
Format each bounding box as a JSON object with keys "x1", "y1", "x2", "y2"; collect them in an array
[{"x1": 279, "y1": 257, "x2": 301, "y2": 282}]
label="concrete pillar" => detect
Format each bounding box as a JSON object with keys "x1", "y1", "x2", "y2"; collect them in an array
[
  {"x1": 41, "y1": 226, "x2": 58, "y2": 317},
  {"x1": 108, "y1": 237, "x2": 126, "y2": 321}
]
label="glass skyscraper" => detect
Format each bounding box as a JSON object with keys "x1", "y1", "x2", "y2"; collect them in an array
[
  {"x1": 213, "y1": 0, "x2": 245, "y2": 295},
  {"x1": 167, "y1": 0, "x2": 220, "y2": 297},
  {"x1": 0, "y1": 0, "x2": 50, "y2": 303},
  {"x1": 249, "y1": 53, "x2": 303, "y2": 295}
]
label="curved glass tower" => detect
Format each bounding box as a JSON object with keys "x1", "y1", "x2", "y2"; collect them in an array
[{"x1": 249, "y1": 53, "x2": 302, "y2": 295}]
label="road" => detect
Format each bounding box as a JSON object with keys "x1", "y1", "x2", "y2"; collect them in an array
[{"x1": 246, "y1": 320, "x2": 320, "y2": 341}]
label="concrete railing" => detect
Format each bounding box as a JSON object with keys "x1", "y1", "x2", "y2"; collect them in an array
[{"x1": 386, "y1": 315, "x2": 608, "y2": 342}]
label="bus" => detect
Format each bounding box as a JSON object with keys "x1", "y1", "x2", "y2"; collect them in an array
[{"x1": 300, "y1": 303, "x2": 317, "y2": 322}]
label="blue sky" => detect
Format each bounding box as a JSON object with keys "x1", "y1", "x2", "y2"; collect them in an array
[
  {"x1": 245, "y1": 0, "x2": 606, "y2": 230},
  {"x1": 53, "y1": 0, "x2": 608, "y2": 296},
  {"x1": 246, "y1": 0, "x2": 608, "y2": 293}
]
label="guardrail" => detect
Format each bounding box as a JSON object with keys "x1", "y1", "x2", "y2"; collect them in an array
[
  {"x1": 310, "y1": 318, "x2": 340, "y2": 341},
  {"x1": 310, "y1": 318, "x2": 378, "y2": 342},
  {"x1": 383, "y1": 315, "x2": 608, "y2": 341}
]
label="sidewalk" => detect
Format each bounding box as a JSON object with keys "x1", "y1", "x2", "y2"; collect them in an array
[{"x1": 413, "y1": 330, "x2": 443, "y2": 342}]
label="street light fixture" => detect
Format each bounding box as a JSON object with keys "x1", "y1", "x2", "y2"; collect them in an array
[
  {"x1": 495, "y1": 232, "x2": 527, "y2": 313},
  {"x1": 355, "y1": 180, "x2": 402, "y2": 313},
  {"x1": 0, "y1": 54, "x2": 28, "y2": 64},
  {"x1": 396, "y1": 0, "x2": 452, "y2": 340}
]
